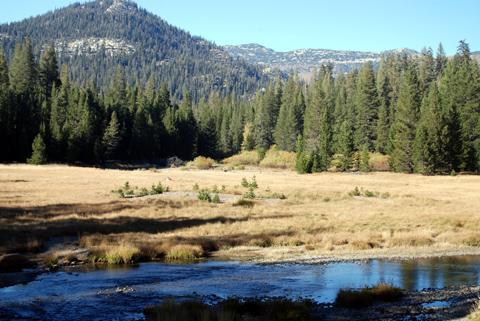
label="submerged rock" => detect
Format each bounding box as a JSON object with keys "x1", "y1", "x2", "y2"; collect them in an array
[{"x1": 0, "y1": 254, "x2": 36, "y2": 273}]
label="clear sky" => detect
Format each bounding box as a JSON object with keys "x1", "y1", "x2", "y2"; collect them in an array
[{"x1": 1, "y1": 0, "x2": 479, "y2": 54}]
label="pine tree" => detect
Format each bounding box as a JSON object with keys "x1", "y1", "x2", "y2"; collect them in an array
[
  {"x1": 38, "y1": 44, "x2": 59, "y2": 99},
  {"x1": 241, "y1": 123, "x2": 255, "y2": 151},
  {"x1": 375, "y1": 60, "x2": 393, "y2": 154},
  {"x1": 177, "y1": 90, "x2": 197, "y2": 159},
  {"x1": 435, "y1": 43, "x2": 448, "y2": 77},
  {"x1": 9, "y1": 38, "x2": 37, "y2": 94},
  {"x1": 418, "y1": 47, "x2": 436, "y2": 95},
  {"x1": 391, "y1": 63, "x2": 421, "y2": 172},
  {"x1": 413, "y1": 83, "x2": 448, "y2": 174},
  {"x1": 0, "y1": 50, "x2": 11, "y2": 160},
  {"x1": 439, "y1": 41, "x2": 480, "y2": 172},
  {"x1": 354, "y1": 62, "x2": 379, "y2": 150},
  {"x1": 102, "y1": 111, "x2": 121, "y2": 160},
  {"x1": 337, "y1": 118, "x2": 354, "y2": 171},
  {"x1": 49, "y1": 70, "x2": 70, "y2": 160},
  {"x1": 254, "y1": 84, "x2": 281, "y2": 151},
  {"x1": 303, "y1": 80, "x2": 325, "y2": 153},
  {"x1": 9, "y1": 38, "x2": 39, "y2": 160},
  {"x1": 27, "y1": 134, "x2": 47, "y2": 165},
  {"x1": 274, "y1": 78, "x2": 304, "y2": 151}
]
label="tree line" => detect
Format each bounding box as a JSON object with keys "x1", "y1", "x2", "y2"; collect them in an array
[{"x1": 0, "y1": 39, "x2": 479, "y2": 174}]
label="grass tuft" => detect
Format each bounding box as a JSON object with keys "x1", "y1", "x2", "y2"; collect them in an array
[
  {"x1": 165, "y1": 244, "x2": 204, "y2": 261},
  {"x1": 335, "y1": 283, "x2": 403, "y2": 309}
]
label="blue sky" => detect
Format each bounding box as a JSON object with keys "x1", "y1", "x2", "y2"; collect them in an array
[{"x1": 1, "y1": 0, "x2": 479, "y2": 54}]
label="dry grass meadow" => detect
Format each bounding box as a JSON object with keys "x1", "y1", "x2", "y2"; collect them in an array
[{"x1": 1, "y1": 164, "x2": 480, "y2": 264}]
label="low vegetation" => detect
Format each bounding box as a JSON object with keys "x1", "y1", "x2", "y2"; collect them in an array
[
  {"x1": 223, "y1": 151, "x2": 260, "y2": 166},
  {"x1": 187, "y1": 156, "x2": 215, "y2": 170},
  {"x1": 165, "y1": 244, "x2": 204, "y2": 262},
  {"x1": 259, "y1": 146, "x2": 296, "y2": 170},
  {"x1": 335, "y1": 283, "x2": 404, "y2": 309},
  {"x1": 144, "y1": 298, "x2": 313, "y2": 321},
  {"x1": 112, "y1": 181, "x2": 167, "y2": 198}
]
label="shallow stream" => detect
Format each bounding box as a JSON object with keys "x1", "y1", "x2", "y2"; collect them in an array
[{"x1": 1, "y1": 256, "x2": 480, "y2": 320}]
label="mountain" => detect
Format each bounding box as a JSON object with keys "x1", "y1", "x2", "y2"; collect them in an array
[
  {"x1": 472, "y1": 51, "x2": 480, "y2": 63},
  {"x1": 0, "y1": 0, "x2": 270, "y2": 101},
  {"x1": 224, "y1": 43, "x2": 418, "y2": 78}
]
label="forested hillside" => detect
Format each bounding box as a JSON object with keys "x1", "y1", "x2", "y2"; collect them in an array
[
  {"x1": 0, "y1": 0, "x2": 271, "y2": 101},
  {"x1": 0, "y1": 38, "x2": 478, "y2": 174}
]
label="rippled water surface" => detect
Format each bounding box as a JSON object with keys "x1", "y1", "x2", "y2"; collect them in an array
[{"x1": 1, "y1": 256, "x2": 480, "y2": 320}]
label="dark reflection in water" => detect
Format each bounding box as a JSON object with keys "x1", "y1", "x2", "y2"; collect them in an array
[{"x1": 1, "y1": 256, "x2": 480, "y2": 321}]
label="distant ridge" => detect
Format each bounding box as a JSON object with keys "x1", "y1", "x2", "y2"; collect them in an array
[{"x1": 224, "y1": 43, "x2": 418, "y2": 77}]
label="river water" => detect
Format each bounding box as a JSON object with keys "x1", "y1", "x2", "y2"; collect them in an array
[{"x1": 1, "y1": 256, "x2": 480, "y2": 320}]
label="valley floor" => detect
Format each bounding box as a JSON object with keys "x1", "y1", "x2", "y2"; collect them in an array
[{"x1": 1, "y1": 164, "x2": 480, "y2": 265}]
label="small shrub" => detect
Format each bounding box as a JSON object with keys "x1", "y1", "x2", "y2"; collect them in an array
[
  {"x1": 192, "y1": 183, "x2": 199, "y2": 191},
  {"x1": 349, "y1": 186, "x2": 361, "y2": 197},
  {"x1": 369, "y1": 153, "x2": 391, "y2": 172},
  {"x1": 243, "y1": 188, "x2": 256, "y2": 200},
  {"x1": 105, "y1": 243, "x2": 141, "y2": 264},
  {"x1": 223, "y1": 151, "x2": 260, "y2": 166},
  {"x1": 165, "y1": 244, "x2": 204, "y2": 261},
  {"x1": 113, "y1": 181, "x2": 167, "y2": 198},
  {"x1": 190, "y1": 156, "x2": 215, "y2": 170},
  {"x1": 112, "y1": 181, "x2": 135, "y2": 198},
  {"x1": 335, "y1": 283, "x2": 403, "y2": 309},
  {"x1": 197, "y1": 189, "x2": 212, "y2": 202},
  {"x1": 137, "y1": 187, "x2": 150, "y2": 197},
  {"x1": 211, "y1": 193, "x2": 221, "y2": 204},
  {"x1": 364, "y1": 190, "x2": 376, "y2": 197},
  {"x1": 359, "y1": 147, "x2": 370, "y2": 172},
  {"x1": 150, "y1": 182, "x2": 166, "y2": 195},
  {"x1": 259, "y1": 146, "x2": 296, "y2": 169},
  {"x1": 256, "y1": 147, "x2": 267, "y2": 161},
  {"x1": 323, "y1": 197, "x2": 331, "y2": 202}
]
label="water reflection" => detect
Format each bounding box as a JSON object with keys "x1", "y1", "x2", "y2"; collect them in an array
[{"x1": 0, "y1": 256, "x2": 480, "y2": 320}]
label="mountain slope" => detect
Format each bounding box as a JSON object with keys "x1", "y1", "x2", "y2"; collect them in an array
[
  {"x1": 224, "y1": 43, "x2": 418, "y2": 77},
  {"x1": 0, "y1": 0, "x2": 270, "y2": 100}
]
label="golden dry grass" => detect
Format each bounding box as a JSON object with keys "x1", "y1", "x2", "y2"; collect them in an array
[{"x1": 1, "y1": 164, "x2": 480, "y2": 262}]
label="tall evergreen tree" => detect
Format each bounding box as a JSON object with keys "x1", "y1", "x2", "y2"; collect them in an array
[
  {"x1": 254, "y1": 85, "x2": 279, "y2": 151},
  {"x1": 0, "y1": 50, "x2": 11, "y2": 160},
  {"x1": 354, "y1": 62, "x2": 379, "y2": 151},
  {"x1": 413, "y1": 83, "x2": 448, "y2": 174},
  {"x1": 27, "y1": 134, "x2": 47, "y2": 165},
  {"x1": 38, "y1": 44, "x2": 59, "y2": 99},
  {"x1": 274, "y1": 77, "x2": 305, "y2": 151},
  {"x1": 9, "y1": 38, "x2": 39, "y2": 160},
  {"x1": 391, "y1": 63, "x2": 421, "y2": 172},
  {"x1": 177, "y1": 91, "x2": 197, "y2": 159},
  {"x1": 102, "y1": 111, "x2": 121, "y2": 160},
  {"x1": 435, "y1": 43, "x2": 448, "y2": 77},
  {"x1": 375, "y1": 60, "x2": 393, "y2": 154}
]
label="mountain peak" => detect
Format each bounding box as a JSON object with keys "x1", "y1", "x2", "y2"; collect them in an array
[{"x1": 104, "y1": 0, "x2": 137, "y2": 14}]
